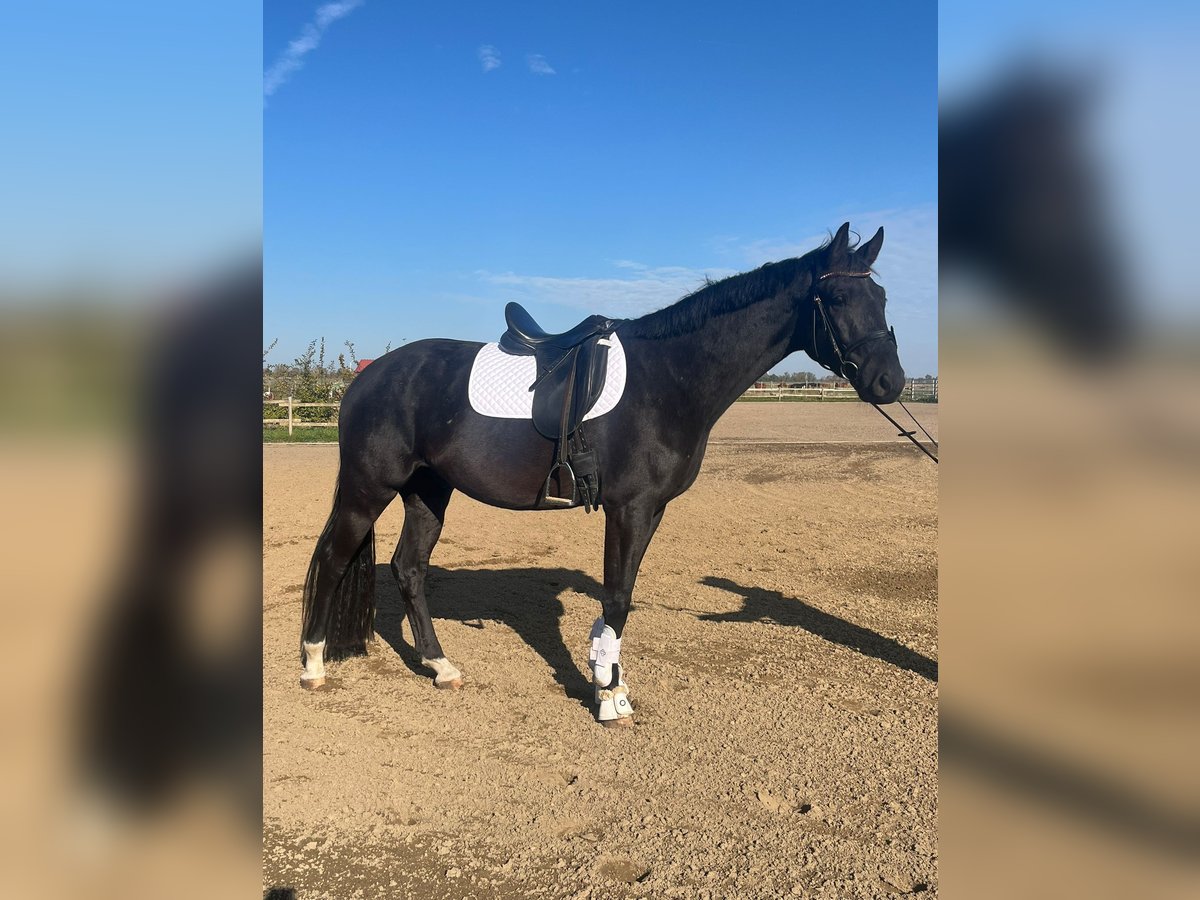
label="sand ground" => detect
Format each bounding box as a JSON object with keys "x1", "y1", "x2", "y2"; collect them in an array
[{"x1": 264, "y1": 403, "x2": 938, "y2": 899}]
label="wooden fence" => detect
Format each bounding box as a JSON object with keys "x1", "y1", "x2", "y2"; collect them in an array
[
  {"x1": 264, "y1": 380, "x2": 937, "y2": 432},
  {"x1": 739, "y1": 379, "x2": 937, "y2": 402},
  {"x1": 263, "y1": 397, "x2": 339, "y2": 435}
]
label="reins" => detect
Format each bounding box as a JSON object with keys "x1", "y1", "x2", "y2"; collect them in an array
[
  {"x1": 812, "y1": 270, "x2": 938, "y2": 465},
  {"x1": 871, "y1": 400, "x2": 939, "y2": 464}
]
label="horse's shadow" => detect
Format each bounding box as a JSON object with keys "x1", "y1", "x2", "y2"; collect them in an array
[
  {"x1": 372, "y1": 564, "x2": 602, "y2": 708},
  {"x1": 371, "y1": 567, "x2": 936, "y2": 701},
  {"x1": 698, "y1": 576, "x2": 938, "y2": 682}
]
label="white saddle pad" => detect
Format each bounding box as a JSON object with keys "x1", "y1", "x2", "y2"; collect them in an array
[{"x1": 468, "y1": 333, "x2": 627, "y2": 421}]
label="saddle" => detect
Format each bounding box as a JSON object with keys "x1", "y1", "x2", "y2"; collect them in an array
[{"x1": 499, "y1": 302, "x2": 620, "y2": 510}]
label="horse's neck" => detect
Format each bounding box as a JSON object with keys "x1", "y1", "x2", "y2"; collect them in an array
[{"x1": 658, "y1": 285, "x2": 807, "y2": 426}]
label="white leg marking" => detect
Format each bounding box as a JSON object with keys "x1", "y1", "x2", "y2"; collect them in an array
[
  {"x1": 421, "y1": 656, "x2": 463, "y2": 687},
  {"x1": 589, "y1": 617, "x2": 633, "y2": 722},
  {"x1": 301, "y1": 640, "x2": 326, "y2": 686}
]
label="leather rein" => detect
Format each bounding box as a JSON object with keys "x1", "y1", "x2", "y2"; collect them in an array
[{"x1": 811, "y1": 270, "x2": 938, "y2": 464}]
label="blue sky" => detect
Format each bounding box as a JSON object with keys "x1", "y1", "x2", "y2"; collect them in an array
[
  {"x1": 0, "y1": 2, "x2": 260, "y2": 288},
  {"x1": 266, "y1": 1, "x2": 938, "y2": 375}
]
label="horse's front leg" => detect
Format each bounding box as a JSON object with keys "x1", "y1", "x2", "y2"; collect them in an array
[{"x1": 592, "y1": 502, "x2": 664, "y2": 727}]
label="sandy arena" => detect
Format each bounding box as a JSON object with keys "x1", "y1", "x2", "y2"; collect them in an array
[{"x1": 264, "y1": 402, "x2": 938, "y2": 899}]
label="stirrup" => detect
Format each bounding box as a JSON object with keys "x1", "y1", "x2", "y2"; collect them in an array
[{"x1": 541, "y1": 461, "x2": 576, "y2": 506}]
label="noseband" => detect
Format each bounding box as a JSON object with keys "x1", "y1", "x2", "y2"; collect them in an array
[{"x1": 811, "y1": 271, "x2": 897, "y2": 380}]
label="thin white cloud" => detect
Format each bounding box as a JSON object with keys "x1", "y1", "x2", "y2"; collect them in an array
[
  {"x1": 855, "y1": 204, "x2": 938, "y2": 321},
  {"x1": 468, "y1": 203, "x2": 937, "y2": 372},
  {"x1": 264, "y1": 1, "x2": 365, "y2": 99},
  {"x1": 476, "y1": 263, "x2": 735, "y2": 317},
  {"x1": 731, "y1": 204, "x2": 938, "y2": 319},
  {"x1": 478, "y1": 44, "x2": 501, "y2": 72},
  {"x1": 734, "y1": 205, "x2": 938, "y2": 373},
  {"x1": 473, "y1": 207, "x2": 934, "y2": 323},
  {"x1": 526, "y1": 53, "x2": 556, "y2": 76}
]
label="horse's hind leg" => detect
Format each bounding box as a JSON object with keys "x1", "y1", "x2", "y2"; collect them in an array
[
  {"x1": 299, "y1": 472, "x2": 394, "y2": 688},
  {"x1": 390, "y1": 470, "x2": 461, "y2": 689}
]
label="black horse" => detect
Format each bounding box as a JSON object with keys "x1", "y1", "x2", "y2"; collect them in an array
[{"x1": 299, "y1": 222, "x2": 905, "y2": 725}]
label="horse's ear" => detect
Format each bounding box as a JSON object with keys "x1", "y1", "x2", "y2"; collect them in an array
[
  {"x1": 858, "y1": 227, "x2": 884, "y2": 267},
  {"x1": 828, "y1": 222, "x2": 852, "y2": 263}
]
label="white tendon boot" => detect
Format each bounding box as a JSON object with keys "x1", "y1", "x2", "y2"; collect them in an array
[{"x1": 589, "y1": 617, "x2": 634, "y2": 726}]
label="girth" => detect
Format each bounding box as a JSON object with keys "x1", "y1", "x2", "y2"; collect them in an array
[{"x1": 498, "y1": 302, "x2": 621, "y2": 510}]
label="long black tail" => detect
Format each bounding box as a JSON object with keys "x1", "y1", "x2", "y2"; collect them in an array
[{"x1": 300, "y1": 482, "x2": 377, "y2": 662}]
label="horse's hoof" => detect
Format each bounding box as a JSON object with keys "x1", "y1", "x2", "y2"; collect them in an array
[
  {"x1": 300, "y1": 676, "x2": 326, "y2": 690},
  {"x1": 602, "y1": 716, "x2": 634, "y2": 728},
  {"x1": 435, "y1": 677, "x2": 464, "y2": 691}
]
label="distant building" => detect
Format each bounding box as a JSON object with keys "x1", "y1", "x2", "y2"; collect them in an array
[{"x1": 354, "y1": 359, "x2": 374, "y2": 374}]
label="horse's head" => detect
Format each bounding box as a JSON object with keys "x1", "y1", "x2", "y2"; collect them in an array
[{"x1": 801, "y1": 222, "x2": 906, "y2": 404}]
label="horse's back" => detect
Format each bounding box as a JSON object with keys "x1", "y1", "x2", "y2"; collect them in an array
[
  {"x1": 342, "y1": 338, "x2": 478, "y2": 413},
  {"x1": 336, "y1": 339, "x2": 480, "y2": 470}
]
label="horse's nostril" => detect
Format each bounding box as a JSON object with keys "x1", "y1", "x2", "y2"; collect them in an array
[{"x1": 877, "y1": 373, "x2": 894, "y2": 394}]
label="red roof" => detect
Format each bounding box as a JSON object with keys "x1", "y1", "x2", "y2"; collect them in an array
[{"x1": 354, "y1": 359, "x2": 374, "y2": 374}]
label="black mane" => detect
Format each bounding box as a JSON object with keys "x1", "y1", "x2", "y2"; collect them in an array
[{"x1": 621, "y1": 247, "x2": 821, "y2": 341}]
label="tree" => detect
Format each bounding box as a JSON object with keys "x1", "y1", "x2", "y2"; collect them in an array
[{"x1": 261, "y1": 337, "x2": 401, "y2": 425}]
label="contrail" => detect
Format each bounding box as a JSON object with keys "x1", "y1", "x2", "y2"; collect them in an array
[{"x1": 264, "y1": 0, "x2": 365, "y2": 99}]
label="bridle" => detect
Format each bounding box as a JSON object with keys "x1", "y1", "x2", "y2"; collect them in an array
[
  {"x1": 811, "y1": 270, "x2": 896, "y2": 381},
  {"x1": 810, "y1": 270, "x2": 938, "y2": 464}
]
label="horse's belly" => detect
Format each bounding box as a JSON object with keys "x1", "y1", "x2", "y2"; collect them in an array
[{"x1": 423, "y1": 414, "x2": 559, "y2": 511}]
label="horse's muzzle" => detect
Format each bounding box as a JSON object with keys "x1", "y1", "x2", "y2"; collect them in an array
[{"x1": 862, "y1": 370, "x2": 904, "y2": 404}]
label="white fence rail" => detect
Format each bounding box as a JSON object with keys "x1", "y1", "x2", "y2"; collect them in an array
[{"x1": 739, "y1": 380, "x2": 937, "y2": 402}]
